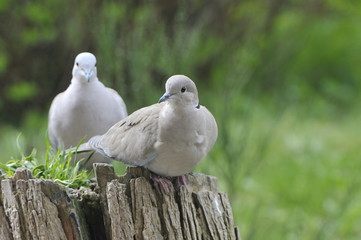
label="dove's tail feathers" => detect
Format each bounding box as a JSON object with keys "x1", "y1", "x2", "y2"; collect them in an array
[
  {"x1": 65, "y1": 143, "x2": 94, "y2": 153},
  {"x1": 64, "y1": 142, "x2": 93, "y2": 154},
  {"x1": 77, "y1": 142, "x2": 93, "y2": 152}
]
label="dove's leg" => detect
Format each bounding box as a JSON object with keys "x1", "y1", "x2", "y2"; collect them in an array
[
  {"x1": 151, "y1": 174, "x2": 172, "y2": 194},
  {"x1": 177, "y1": 175, "x2": 187, "y2": 187}
]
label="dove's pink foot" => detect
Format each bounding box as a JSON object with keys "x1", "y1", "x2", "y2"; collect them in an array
[
  {"x1": 177, "y1": 175, "x2": 187, "y2": 188},
  {"x1": 151, "y1": 174, "x2": 172, "y2": 194}
]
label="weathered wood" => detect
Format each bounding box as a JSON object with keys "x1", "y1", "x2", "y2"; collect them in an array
[
  {"x1": 0, "y1": 165, "x2": 240, "y2": 240},
  {"x1": 158, "y1": 182, "x2": 183, "y2": 240},
  {"x1": 0, "y1": 170, "x2": 14, "y2": 240},
  {"x1": 0, "y1": 168, "x2": 89, "y2": 240},
  {"x1": 92, "y1": 163, "x2": 118, "y2": 240},
  {"x1": 131, "y1": 177, "x2": 163, "y2": 240},
  {"x1": 0, "y1": 203, "x2": 14, "y2": 240},
  {"x1": 106, "y1": 180, "x2": 134, "y2": 239}
]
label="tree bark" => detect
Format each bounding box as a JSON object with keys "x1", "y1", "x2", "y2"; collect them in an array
[{"x1": 0, "y1": 165, "x2": 240, "y2": 240}]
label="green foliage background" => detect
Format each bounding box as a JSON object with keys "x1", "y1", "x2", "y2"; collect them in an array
[{"x1": 1, "y1": 0, "x2": 361, "y2": 239}]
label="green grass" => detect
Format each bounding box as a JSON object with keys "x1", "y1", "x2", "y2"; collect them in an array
[
  {"x1": 0, "y1": 139, "x2": 91, "y2": 188},
  {"x1": 1, "y1": 105, "x2": 361, "y2": 239}
]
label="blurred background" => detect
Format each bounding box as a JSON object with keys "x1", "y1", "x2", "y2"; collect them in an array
[{"x1": 1, "y1": 0, "x2": 361, "y2": 239}]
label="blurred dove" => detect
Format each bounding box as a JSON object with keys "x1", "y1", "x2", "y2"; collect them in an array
[
  {"x1": 88, "y1": 75, "x2": 218, "y2": 177},
  {"x1": 48, "y1": 52, "x2": 127, "y2": 168}
]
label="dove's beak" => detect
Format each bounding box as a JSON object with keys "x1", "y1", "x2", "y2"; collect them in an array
[
  {"x1": 159, "y1": 93, "x2": 172, "y2": 103},
  {"x1": 85, "y1": 70, "x2": 93, "y2": 82}
]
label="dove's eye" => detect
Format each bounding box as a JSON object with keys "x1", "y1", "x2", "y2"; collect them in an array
[
  {"x1": 181, "y1": 87, "x2": 186, "y2": 93},
  {"x1": 76, "y1": 62, "x2": 79, "y2": 66}
]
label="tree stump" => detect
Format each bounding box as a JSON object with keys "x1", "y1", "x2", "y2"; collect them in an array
[{"x1": 0, "y1": 164, "x2": 240, "y2": 240}]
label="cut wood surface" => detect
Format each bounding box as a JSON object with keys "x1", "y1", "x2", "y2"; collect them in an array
[{"x1": 0, "y1": 164, "x2": 240, "y2": 240}]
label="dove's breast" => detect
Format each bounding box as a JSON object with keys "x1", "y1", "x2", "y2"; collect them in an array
[
  {"x1": 147, "y1": 104, "x2": 208, "y2": 176},
  {"x1": 52, "y1": 81, "x2": 126, "y2": 148}
]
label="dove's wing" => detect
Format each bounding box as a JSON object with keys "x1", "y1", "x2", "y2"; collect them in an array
[
  {"x1": 201, "y1": 106, "x2": 218, "y2": 153},
  {"x1": 48, "y1": 92, "x2": 65, "y2": 149},
  {"x1": 89, "y1": 103, "x2": 163, "y2": 166},
  {"x1": 106, "y1": 87, "x2": 128, "y2": 118}
]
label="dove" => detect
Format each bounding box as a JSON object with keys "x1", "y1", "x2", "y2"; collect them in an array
[
  {"x1": 48, "y1": 52, "x2": 128, "y2": 168},
  {"x1": 88, "y1": 75, "x2": 218, "y2": 177}
]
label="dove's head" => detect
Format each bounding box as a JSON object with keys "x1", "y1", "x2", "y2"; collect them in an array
[
  {"x1": 72, "y1": 52, "x2": 98, "y2": 83},
  {"x1": 159, "y1": 75, "x2": 199, "y2": 108}
]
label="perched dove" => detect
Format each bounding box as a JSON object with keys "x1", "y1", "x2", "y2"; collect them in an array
[
  {"x1": 88, "y1": 75, "x2": 217, "y2": 177},
  {"x1": 48, "y1": 52, "x2": 128, "y2": 167}
]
